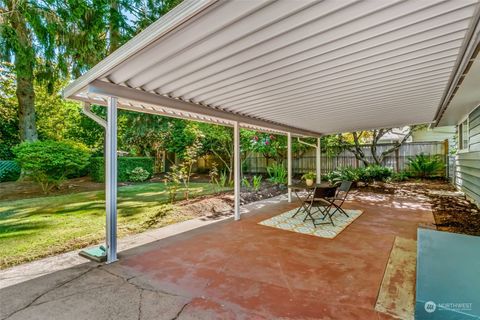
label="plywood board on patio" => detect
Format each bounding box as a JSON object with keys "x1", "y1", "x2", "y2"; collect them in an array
[{"x1": 375, "y1": 236, "x2": 417, "y2": 320}]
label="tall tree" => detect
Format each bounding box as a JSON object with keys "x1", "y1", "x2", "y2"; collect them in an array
[
  {"x1": 133, "y1": 0, "x2": 182, "y2": 31},
  {"x1": 336, "y1": 126, "x2": 418, "y2": 166},
  {"x1": 0, "y1": 0, "x2": 52, "y2": 140}
]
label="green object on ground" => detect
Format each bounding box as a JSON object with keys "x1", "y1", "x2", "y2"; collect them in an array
[
  {"x1": 0, "y1": 161, "x2": 21, "y2": 182},
  {"x1": 416, "y1": 228, "x2": 480, "y2": 319},
  {"x1": 79, "y1": 245, "x2": 106, "y2": 262}
]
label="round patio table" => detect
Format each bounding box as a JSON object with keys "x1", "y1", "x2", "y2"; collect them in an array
[{"x1": 288, "y1": 183, "x2": 337, "y2": 218}]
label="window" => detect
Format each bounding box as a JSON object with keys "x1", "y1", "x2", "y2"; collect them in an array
[{"x1": 458, "y1": 118, "x2": 469, "y2": 151}]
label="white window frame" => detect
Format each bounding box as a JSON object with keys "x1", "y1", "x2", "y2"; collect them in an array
[{"x1": 458, "y1": 116, "x2": 469, "y2": 153}]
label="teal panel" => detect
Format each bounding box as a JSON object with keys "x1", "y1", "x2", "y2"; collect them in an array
[
  {"x1": 415, "y1": 229, "x2": 480, "y2": 319},
  {"x1": 79, "y1": 245, "x2": 107, "y2": 262}
]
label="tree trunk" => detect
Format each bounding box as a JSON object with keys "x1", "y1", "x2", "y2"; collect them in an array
[
  {"x1": 109, "y1": 0, "x2": 121, "y2": 53},
  {"x1": 11, "y1": 10, "x2": 38, "y2": 141},
  {"x1": 16, "y1": 73, "x2": 37, "y2": 141}
]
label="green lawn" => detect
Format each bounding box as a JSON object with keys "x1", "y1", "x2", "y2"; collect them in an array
[{"x1": 0, "y1": 182, "x2": 228, "y2": 269}]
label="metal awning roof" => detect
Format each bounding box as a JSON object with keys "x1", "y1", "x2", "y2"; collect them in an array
[{"x1": 64, "y1": 0, "x2": 480, "y2": 136}]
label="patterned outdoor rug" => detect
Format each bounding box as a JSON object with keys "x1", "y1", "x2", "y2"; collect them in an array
[{"x1": 258, "y1": 208, "x2": 363, "y2": 239}]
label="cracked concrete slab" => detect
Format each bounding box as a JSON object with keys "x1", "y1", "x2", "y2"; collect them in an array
[
  {"x1": 0, "y1": 264, "x2": 95, "y2": 319},
  {"x1": 0, "y1": 264, "x2": 191, "y2": 320}
]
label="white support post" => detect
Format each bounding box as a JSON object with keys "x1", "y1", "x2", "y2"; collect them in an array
[
  {"x1": 106, "y1": 97, "x2": 118, "y2": 263},
  {"x1": 316, "y1": 138, "x2": 321, "y2": 184},
  {"x1": 287, "y1": 132, "x2": 292, "y2": 202},
  {"x1": 233, "y1": 121, "x2": 241, "y2": 220}
]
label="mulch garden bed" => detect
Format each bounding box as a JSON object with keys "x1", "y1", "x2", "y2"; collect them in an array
[{"x1": 360, "y1": 180, "x2": 480, "y2": 236}]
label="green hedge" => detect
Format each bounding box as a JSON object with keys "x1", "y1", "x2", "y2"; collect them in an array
[
  {"x1": 0, "y1": 160, "x2": 21, "y2": 182},
  {"x1": 90, "y1": 157, "x2": 154, "y2": 182}
]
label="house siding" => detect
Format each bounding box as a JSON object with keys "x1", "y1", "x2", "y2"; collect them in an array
[{"x1": 456, "y1": 105, "x2": 480, "y2": 205}]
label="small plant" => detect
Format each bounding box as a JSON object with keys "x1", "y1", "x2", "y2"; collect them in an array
[
  {"x1": 209, "y1": 162, "x2": 220, "y2": 192},
  {"x1": 219, "y1": 170, "x2": 228, "y2": 187},
  {"x1": 128, "y1": 167, "x2": 150, "y2": 182},
  {"x1": 301, "y1": 171, "x2": 316, "y2": 186},
  {"x1": 252, "y1": 175, "x2": 262, "y2": 191},
  {"x1": 242, "y1": 177, "x2": 251, "y2": 190},
  {"x1": 301, "y1": 172, "x2": 316, "y2": 180},
  {"x1": 165, "y1": 165, "x2": 183, "y2": 203},
  {"x1": 266, "y1": 163, "x2": 287, "y2": 185},
  {"x1": 179, "y1": 132, "x2": 204, "y2": 200},
  {"x1": 13, "y1": 140, "x2": 90, "y2": 193},
  {"x1": 408, "y1": 153, "x2": 445, "y2": 178}
]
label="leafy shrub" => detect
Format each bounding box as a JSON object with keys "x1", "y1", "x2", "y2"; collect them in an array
[
  {"x1": 266, "y1": 163, "x2": 287, "y2": 185},
  {"x1": 90, "y1": 157, "x2": 154, "y2": 182},
  {"x1": 0, "y1": 160, "x2": 21, "y2": 182},
  {"x1": 408, "y1": 153, "x2": 445, "y2": 178},
  {"x1": 128, "y1": 167, "x2": 150, "y2": 182},
  {"x1": 13, "y1": 140, "x2": 90, "y2": 193},
  {"x1": 391, "y1": 170, "x2": 411, "y2": 182},
  {"x1": 324, "y1": 167, "x2": 360, "y2": 185},
  {"x1": 324, "y1": 165, "x2": 392, "y2": 185},
  {"x1": 360, "y1": 165, "x2": 392, "y2": 184}
]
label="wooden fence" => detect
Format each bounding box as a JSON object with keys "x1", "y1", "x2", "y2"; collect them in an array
[{"x1": 242, "y1": 141, "x2": 448, "y2": 175}]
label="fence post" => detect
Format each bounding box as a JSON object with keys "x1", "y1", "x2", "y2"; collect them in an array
[
  {"x1": 395, "y1": 149, "x2": 400, "y2": 173},
  {"x1": 444, "y1": 139, "x2": 449, "y2": 179}
]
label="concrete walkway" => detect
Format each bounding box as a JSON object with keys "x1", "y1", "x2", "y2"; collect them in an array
[{"x1": 0, "y1": 192, "x2": 433, "y2": 319}]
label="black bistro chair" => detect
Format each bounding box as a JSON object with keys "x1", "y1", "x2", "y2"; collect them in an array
[
  {"x1": 303, "y1": 186, "x2": 337, "y2": 227},
  {"x1": 327, "y1": 181, "x2": 353, "y2": 218}
]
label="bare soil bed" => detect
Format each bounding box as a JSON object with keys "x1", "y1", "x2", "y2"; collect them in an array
[
  {"x1": 172, "y1": 182, "x2": 287, "y2": 221},
  {"x1": 359, "y1": 180, "x2": 480, "y2": 236},
  {"x1": 0, "y1": 177, "x2": 105, "y2": 201}
]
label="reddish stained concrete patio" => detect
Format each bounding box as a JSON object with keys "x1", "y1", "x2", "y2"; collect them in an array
[
  {"x1": 119, "y1": 190, "x2": 433, "y2": 319},
  {"x1": 0, "y1": 189, "x2": 434, "y2": 320}
]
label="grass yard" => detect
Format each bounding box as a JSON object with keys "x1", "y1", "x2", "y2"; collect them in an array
[{"x1": 0, "y1": 182, "x2": 228, "y2": 269}]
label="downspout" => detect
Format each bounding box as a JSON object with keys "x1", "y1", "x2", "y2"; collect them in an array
[
  {"x1": 297, "y1": 138, "x2": 316, "y2": 148},
  {"x1": 297, "y1": 138, "x2": 322, "y2": 183},
  {"x1": 81, "y1": 102, "x2": 113, "y2": 261}
]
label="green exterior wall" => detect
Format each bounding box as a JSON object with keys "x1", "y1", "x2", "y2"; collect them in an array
[{"x1": 456, "y1": 105, "x2": 480, "y2": 205}]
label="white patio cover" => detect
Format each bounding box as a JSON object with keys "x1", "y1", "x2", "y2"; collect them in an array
[{"x1": 65, "y1": 0, "x2": 480, "y2": 135}]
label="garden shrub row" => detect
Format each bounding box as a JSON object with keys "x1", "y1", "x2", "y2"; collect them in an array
[
  {"x1": 0, "y1": 160, "x2": 21, "y2": 182},
  {"x1": 323, "y1": 165, "x2": 393, "y2": 185},
  {"x1": 90, "y1": 157, "x2": 154, "y2": 182}
]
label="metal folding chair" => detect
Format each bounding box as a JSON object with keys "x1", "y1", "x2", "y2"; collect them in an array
[
  {"x1": 327, "y1": 181, "x2": 353, "y2": 218},
  {"x1": 303, "y1": 186, "x2": 337, "y2": 227},
  {"x1": 291, "y1": 186, "x2": 316, "y2": 218}
]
